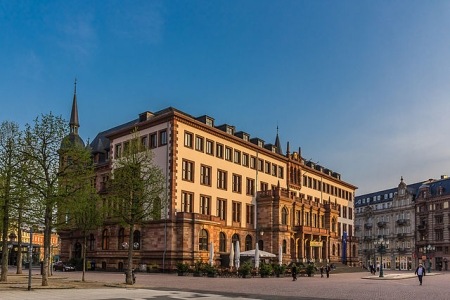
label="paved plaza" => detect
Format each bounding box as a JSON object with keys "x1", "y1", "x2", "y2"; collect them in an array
[{"x1": 1, "y1": 268, "x2": 449, "y2": 300}]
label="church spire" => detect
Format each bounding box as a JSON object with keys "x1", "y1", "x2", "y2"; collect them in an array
[
  {"x1": 274, "y1": 125, "x2": 283, "y2": 155},
  {"x1": 69, "y1": 78, "x2": 80, "y2": 135}
]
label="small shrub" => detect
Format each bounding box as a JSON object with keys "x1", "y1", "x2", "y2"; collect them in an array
[
  {"x1": 238, "y1": 261, "x2": 252, "y2": 277},
  {"x1": 259, "y1": 262, "x2": 273, "y2": 277},
  {"x1": 176, "y1": 262, "x2": 189, "y2": 274}
]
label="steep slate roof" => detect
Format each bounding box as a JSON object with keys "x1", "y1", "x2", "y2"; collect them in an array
[{"x1": 355, "y1": 177, "x2": 450, "y2": 208}]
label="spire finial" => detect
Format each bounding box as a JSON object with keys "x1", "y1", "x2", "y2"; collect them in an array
[{"x1": 74, "y1": 78, "x2": 77, "y2": 94}]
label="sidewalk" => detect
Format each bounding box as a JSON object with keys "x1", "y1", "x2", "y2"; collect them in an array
[{"x1": 362, "y1": 271, "x2": 441, "y2": 280}]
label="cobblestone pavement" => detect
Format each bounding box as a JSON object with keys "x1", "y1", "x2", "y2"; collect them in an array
[{"x1": 1, "y1": 267, "x2": 449, "y2": 300}]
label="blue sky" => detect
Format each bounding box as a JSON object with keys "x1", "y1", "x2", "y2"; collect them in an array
[{"x1": 2, "y1": 0, "x2": 450, "y2": 195}]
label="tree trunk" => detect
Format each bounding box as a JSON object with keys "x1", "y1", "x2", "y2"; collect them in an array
[
  {"x1": 41, "y1": 207, "x2": 52, "y2": 286},
  {"x1": 82, "y1": 233, "x2": 86, "y2": 282},
  {"x1": 126, "y1": 224, "x2": 134, "y2": 285}
]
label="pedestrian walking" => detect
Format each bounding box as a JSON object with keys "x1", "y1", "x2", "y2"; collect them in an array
[
  {"x1": 292, "y1": 264, "x2": 297, "y2": 281},
  {"x1": 415, "y1": 263, "x2": 426, "y2": 285},
  {"x1": 325, "y1": 264, "x2": 331, "y2": 278},
  {"x1": 320, "y1": 266, "x2": 324, "y2": 278}
]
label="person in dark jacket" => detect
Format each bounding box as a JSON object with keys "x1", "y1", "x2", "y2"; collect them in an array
[
  {"x1": 415, "y1": 264, "x2": 426, "y2": 285},
  {"x1": 292, "y1": 264, "x2": 297, "y2": 281},
  {"x1": 325, "y1": 264, "x2": 331, "y2": 278}
]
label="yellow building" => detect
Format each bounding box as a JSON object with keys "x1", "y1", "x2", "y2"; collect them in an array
[{"x1": 59, "y1": 92, "x2": 357, "y2": 271}]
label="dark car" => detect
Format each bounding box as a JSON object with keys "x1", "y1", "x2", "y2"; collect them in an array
[{"x1": 53, "y1": 261, "x2": 75, "y2": 272}]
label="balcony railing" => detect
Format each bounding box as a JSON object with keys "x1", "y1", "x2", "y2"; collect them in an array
[
  {"x1": 364, "y1": 223, "x2": 373, "y2": 229},
  {"x1": 396, "y1": 219, "x2": 408, "y2": 226},
  {"x1": 363, "y1": 236, "x2": 373, "y2": 242},
  {"x1": 418, "y1": 224, "x2": 427, "y2": 231},
  {"x1": 377, "y1": 221, "x2": 387, "y2": 228},
  {"x1": 397, "y1": 233, "x2": 407, "y2": 240}
]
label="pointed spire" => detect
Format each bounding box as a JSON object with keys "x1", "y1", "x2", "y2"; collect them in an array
[
  {"x1": 70, "y1": 78, "x2": 80, "y2": 135},
  {"x1": 274, "y1": 125, "x2": 283, "y2": 155}
]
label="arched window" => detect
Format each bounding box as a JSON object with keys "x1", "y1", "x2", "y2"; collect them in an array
[
  {"x1": 332, "y1": 244, "x2": 336, "y2": 256},
  {"x1": 102, "y1": 229, "x2": 109, "y2": 250},
  {"x1": 281, "y1": 207, "x2": 288, "y2": 225},
  {"x1": 337, "y1": 244, "x2": 341, "y2": 257},
  {"x1": 245, "y1": 235, "x2": 252, "y2": 251},
  {"x1": 282, "y1": 239, "x2": 287, "y2": 254},
  {"x1": 89, "y1": 234, "x2": 95, "y2": 251},
  {"x1": 74, "y1": 242, "x2": 82, "y2": 258},
  {"x1": 118, "y1": 228, "x2": 125, "y2": 250},
  {"x1": 199, "y1": 229, "x2": 208, "y2": 251},
  {"x1": 232, "y1": 233, "x2": 240, "y2": 246},
  {"x1": 219, "y1": 232, "x2": 226, "y2": 252},
  {"x1": 332, "y1": 218, "x2": 337, "y2": 232},
  {"x1": 133, "y1": 230, "x2": 141, "y2": 250},
  {"x1": 258, "y1": 240, "x2": 264, "y2": 251}
]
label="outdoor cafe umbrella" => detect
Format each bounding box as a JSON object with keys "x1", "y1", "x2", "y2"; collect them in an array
[
  {"x1": 229, "y1": 242, "x2": 234, "y2": 268},
  {"x1": 235, "y1": 240, "x2": 240, "y2": 269},
  {"x1": 240, "y1": 249, "x2": 276, "y2": 258},
  {"x1": 209, "y1": 241, "x2": 214, "y2": 266},
  {"x1": 278, "y1": 244, "x2": 283, "y2": 265},
  {"x1": 254, "y1": 243, "x2": 260, "y2": 269}
]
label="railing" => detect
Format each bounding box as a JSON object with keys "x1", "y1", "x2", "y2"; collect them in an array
[
  {"x1": 396, "y1": 219, "x2": 408, "y2": 226},
  {"x1": 377, "y1": 221, "x2": 387, "y2": 228},
  {"x1": 418, "y1": 224, "x2": 427, "y2": 231},
  {"x1": 397, "y1": 233, "x2": 407, "y2": 240},
  {"x1": 364, "y1": 223, "x2": 373, "y2": 229}
]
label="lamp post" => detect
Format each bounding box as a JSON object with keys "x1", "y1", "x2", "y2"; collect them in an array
[
  {"x1": 374, "y1": 237, "x2": 389, "y2": 278},
  {"x1": 25, "y1": 226, "x2": 33, "y2": 291},
  {"x1": 423, "y1": 244, "x2": 435, "y2": 273}
]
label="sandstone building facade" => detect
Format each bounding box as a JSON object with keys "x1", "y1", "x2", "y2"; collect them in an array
[{"x1": 60, "y1": 93, "x2": 357, "y2": 271}]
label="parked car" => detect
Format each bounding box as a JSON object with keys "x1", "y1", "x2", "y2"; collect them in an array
[{"x1": 53, "y1": 261, "x2": 75, "y2": 272}]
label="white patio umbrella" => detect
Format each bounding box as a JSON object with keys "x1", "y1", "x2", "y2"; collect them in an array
[
  {"x1": 235, "y1": 240, "x2": 240, "y2": 269},
  {"x1": 254, "y1": 243, "x2": 260, "y2": 269},
  {"x1": 229, "y1": 242, "x2": 234, "y2": 268},
  {"x1": 278, "y1": 244, "x2": 283, "y2": 266},
  {"x1": 209, "y1": 241, "x2": 214, "y2": 266}
]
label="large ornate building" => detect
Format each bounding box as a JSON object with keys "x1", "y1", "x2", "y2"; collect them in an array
[
  {"x1": 355, "y1": 176, "x2": 450, "y2": 272},
  {"x1": 60, "y1": 91, "x2": 357, "y2": 271}
]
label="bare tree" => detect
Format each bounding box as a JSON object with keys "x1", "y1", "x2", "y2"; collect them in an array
[
  {"x1": 22, "y1": 113, "x2": 67, "y2": 286},
  {"x1": 107, "y1": 130, "x2": 165, "y2": 285},
  {"x1": 0, "y1": 121, "x2": 21, "y2": 282}
]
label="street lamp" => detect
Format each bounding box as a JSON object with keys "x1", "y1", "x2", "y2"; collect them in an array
[
  {"x1": 374, "y1": 237, "x2": 389, "y2": 278},
  {"x1": 422, "y1": 244, "x2": 435, "y2": 273}
]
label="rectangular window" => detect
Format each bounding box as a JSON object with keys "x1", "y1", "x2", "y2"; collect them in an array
[
  {"x1": 348, "y1": 207, "x2": 353, "y2": 220},
  {"x1": 258, "y1": 159, "x2": 264, "y2": 172},
  {"x1": 195, "y1": 135, "x2": 204, "y2": 152},
  {"x1": 150, "y1": 133, "x2": 158, "y2": 148},
  {"x1": 234, "y1": 150, "x2": 241, "y2": 164},
  {"x1": 265, "y1": 161, "x2": 270, "y2": 174},
  {"x1": 181, "y1": 191, "x2": 193, "y2": 212},
  {"x1": 114, "y1": 144, "x2": 122, "y2": 158},
  {"x1": 200, "y1": 195, "x2": 211, "y2": 215},
  {"x1": 217, "y1": 169, "x2": 227, "y2": 190},
  {"x1": 242, "y1": 153, "x2": 249, "y2": 167},
  {"x1": 206, "y1": 139, "x2": 214, "y2": 155},
  {"x1": 232, "y1": 174, "x2": 242, "y2": 193},
  {"x1": 272, "y1": 164, "x2": 277, "y2": 176},
  {"x1": 159, "y1": 130, "x2": 167, "y2": 146},
  {"x1": 217, "y1": 198, "x2": 227, "y2": 220},
  {"x1": 225, "y1": 147, "x2": 232, "y2": 161},
  {"x1": 260, "y1": 182, "x2": 268, "y2": 191},
  {"x1": 250, "y1": 156, "x2": 256, "y2": 169},
  {"x1": 184, "y1": 131, "x2": 193, "y2": 148},
  {"x1": 200, "y1": 165, "x2": 212, "y2": 186},
  {"x1": 216, "y1": 143, "x2": 224, "y2": 158},
  {"x1": 246, "y1": 178, "x2": 255, "y2": 196},
  {"x1": 141, "y1": 136, "x2": 148, "y2": 149},
  {"x1": 232, "y1": 201, "x2": 241, "y2": 223},
  {"x1": 182, "y1": 160, "x2": 194, "y2": 182},
  {"x1": 246, "y1": 204, "x2": 255, "y2": 225},
  {"x1": 278, "y1": 166, "x2": 284, "y2": 179}
]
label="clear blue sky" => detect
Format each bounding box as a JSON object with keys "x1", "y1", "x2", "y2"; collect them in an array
[{"x1": 2, "y1": 0, "x2": 450, "y2": 195}]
